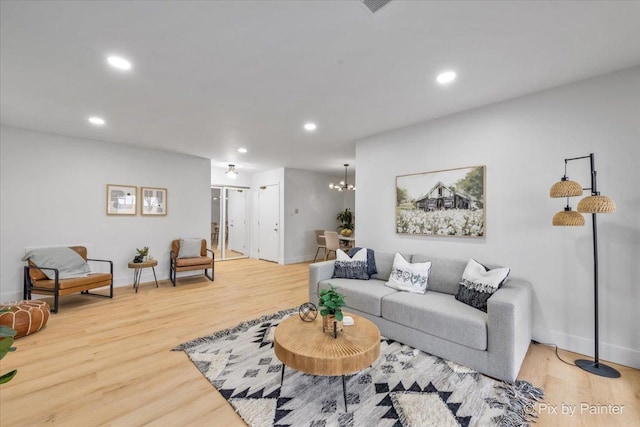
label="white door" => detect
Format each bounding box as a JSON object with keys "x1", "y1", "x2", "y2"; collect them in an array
[
  {"x1": 258, "y1": 184, "x2": 279, "y2": 262},
  {"x1": 227, "y1": 189, "x2": 246, "y2": 255}
]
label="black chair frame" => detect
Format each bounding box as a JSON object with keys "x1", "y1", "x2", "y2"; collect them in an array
[{"x1": 23, "y1": 258, "x2": 113, "y2": 313}]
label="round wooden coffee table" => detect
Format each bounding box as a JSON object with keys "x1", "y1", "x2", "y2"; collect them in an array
[{"x1": 274, "y1": 312, "x2": 380, "y2": 411}]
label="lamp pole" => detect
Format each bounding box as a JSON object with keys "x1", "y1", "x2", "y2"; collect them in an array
[{"x1": 569, "y1": 153, "x2": 620, "y2": 378}]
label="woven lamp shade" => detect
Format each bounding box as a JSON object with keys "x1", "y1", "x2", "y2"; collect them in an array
[
  {"x1": 553, "y1": 210, "x2": 585, "y2": 226},
  {"x1": 577, "y1": 195, "x2": 616, "y2": 213},
  {"x1": 550, "y1": 180, "x2": 583, "y2": 198}
]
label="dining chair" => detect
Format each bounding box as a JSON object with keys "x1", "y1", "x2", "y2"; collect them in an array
[
  {"x1": 313, "y1": 230, "x2": 326, "y2": 262},
  {"x1": 211, "y1": 222, "x2": 219, "y2": 245},
  {"x1": 323, "y1": 231, "x2": 340, "y2": 261}
]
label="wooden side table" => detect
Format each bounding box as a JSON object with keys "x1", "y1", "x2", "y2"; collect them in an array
[
  {"x1": 127, "y1": 259, "x2": 158, "y2": 293},
  {"x1": 274, "y1": 313, "x2": 380, "y2": 412}
]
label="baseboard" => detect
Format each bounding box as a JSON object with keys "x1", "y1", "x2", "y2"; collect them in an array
[
  {"x1": 284, "y1": 254, "x2": 315, "y2": 264},
  {"x1": 0, "y1": 290, "x2": 23, "y2": 302},
  {"x1": 532, "y1": 327, "x2": 640, "y2": 369}
]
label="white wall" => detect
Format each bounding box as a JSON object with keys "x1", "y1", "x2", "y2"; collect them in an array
[
  {"x1": 283, "y1": 168, "x2": 345, "y2": 264},
  {"x1": 355, "y1": 66, "x2": 640, "y2": 368},
  {"x1": 0, "y1": 126, "x2": 211, "y2": 301}
]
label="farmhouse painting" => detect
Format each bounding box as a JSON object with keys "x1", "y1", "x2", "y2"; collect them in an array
[{"x1": 396, "y1": 165, "x2": 485, "y2": 237}]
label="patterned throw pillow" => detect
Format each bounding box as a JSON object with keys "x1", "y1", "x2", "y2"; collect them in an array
[
  {"x1": 455, "y1": 258, "x2": 510, "y2": 312},
  {"x1": 332, "y1": 248, "x2": 370, "y2": 280},
  {"x1": 384, "y1": 253, "x2": 431, "y2": 294},
  {"x1": 347, "y1": 247, "x2": 378, "y2": 276}
]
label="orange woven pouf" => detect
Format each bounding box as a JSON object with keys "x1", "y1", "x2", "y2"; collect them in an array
[{"x1": 0, "y1": 300, "x2": 50, "y2": 338}]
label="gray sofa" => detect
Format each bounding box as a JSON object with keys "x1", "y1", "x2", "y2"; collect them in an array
[{"x1": 308, "y1": 251, "x2": 532, "y2": 382}]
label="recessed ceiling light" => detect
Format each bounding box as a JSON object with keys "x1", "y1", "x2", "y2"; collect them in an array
[
  {"x1": 237, "y1": 147, "x2": 248, "y2": 153},
  {"x1": 107, "y1": 55, "x2": 132, "y2": 71},
  {"x1": 304, "y1": 122, "x2": 317, "y2": 132},
  {"x1": 88, "y1": 116, "x2": 105, "y2": 126},
  {"x1": 436, "y1": 71, "x2": 457, "y2": 85}
]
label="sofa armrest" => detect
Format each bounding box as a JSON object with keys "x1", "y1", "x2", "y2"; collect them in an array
[
  {"x1": 308, "y1": 261, "x2": 335, "y2": 302},
  {"x1": 486, "y1": 278, "x2": 532, "y2": 382}
]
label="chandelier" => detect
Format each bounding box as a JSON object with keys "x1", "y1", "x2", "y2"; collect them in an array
[
  {"x1": 329, "y1": 164, "x2": 355, "y2": 191},
  {"x1": 225, "y1": 164, "x2": 238, "y2": 178}
]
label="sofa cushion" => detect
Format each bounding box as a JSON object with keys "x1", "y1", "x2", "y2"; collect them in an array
[
  {"x1": 381, "y1": 290, "x2": 488, "y2": 351},
  {"x1": 411, "y1": 255, "x2": 468, "y2": 295},
  {"x1": 371, "y1": 252, "x2": 412, "y2": 281},
  {"x1": 455, "y1": 259, "x2": 510, "y2": 312},
  {"x1": 318, "y1": 279, "x2": 396, "y2": 317},
  {"x1": 385, "y1": 253, "x2": 431, "y2": 294}
]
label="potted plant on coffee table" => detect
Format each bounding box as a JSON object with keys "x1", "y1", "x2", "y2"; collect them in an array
[{"x1": 319, "y1": 285, "x2": 346, "y2": 335}]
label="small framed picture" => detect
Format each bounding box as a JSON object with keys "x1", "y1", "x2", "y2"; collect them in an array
[
  {"x1": 141, "y1": 187, "x2": 168, "y2": 216},
  {"x1": 106, "y1": 184, "x2": 137, "y2": 215}
]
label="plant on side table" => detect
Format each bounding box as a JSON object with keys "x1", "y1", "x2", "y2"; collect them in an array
[
  {"x1": 134, "y1": 246, "x2": 149, "y2": 263},
  {"x1": 319, "y1": 285, "x2": 346, "y2": 335},
  {"x1": 337, "y1": 208, "x2": 354, "y2": 236},
  {"x1": 0, "y1": 309, "x2": 17, "y2": 384}
]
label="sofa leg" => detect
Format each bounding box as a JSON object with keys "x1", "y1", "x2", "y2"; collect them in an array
[{"x1": 205, "y1": 268, "x2": 214, "y2": 282}]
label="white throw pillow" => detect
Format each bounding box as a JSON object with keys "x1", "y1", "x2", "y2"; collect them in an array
[
  {"x1": 179, "y1": 238, "x2": 202, "y2": 258},
  {"x1": 385, "y1": 253, "x2": 431, "y2": 294},
  {"x1": 336, "y1": 248, "x2": 366, "y2": 262},
  {"x1": 333, "y1": 248, "x2": 370, "y2": 280}
]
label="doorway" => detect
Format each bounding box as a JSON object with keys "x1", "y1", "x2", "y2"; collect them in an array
[
  {"x1": 211, "y1": 186, "x2": 248, "y2": 261},
  {"x1": 258, "y1": 184, "x2": 279, "y2": 263}
]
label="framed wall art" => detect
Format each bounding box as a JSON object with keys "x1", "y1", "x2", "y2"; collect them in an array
[
  {"x1": 395, "y1": 165, "x2": 485, "y2": 237},
  {"x1": 141, "y1": 187, "x2": 167, "y2": 216},
  {"x1": 106, "y1": 184, "x2": 137, "y2": 215}
]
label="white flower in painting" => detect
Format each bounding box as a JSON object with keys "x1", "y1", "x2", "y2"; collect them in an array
[{"x1": 396, "y1": 209, "x2": 484, "y2": 237}]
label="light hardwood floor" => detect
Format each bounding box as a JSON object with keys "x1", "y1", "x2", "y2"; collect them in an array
[{"x1": 1, "y1": 258, "x2": 638, "y2": 426}]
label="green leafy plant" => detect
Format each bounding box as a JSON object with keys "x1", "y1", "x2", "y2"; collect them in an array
[
  {"x1": 0, "y1": 310, "x2": 18, "y2": 384},
  {"x1": 136, "y1": 246, "x2": 149, "y2": 257},
  {"x1": 318, "y1": 285, "x2": 345, "y2": 321},
  {"x1": 336, "y1": 208, "x2": 354, "y2": 231}
]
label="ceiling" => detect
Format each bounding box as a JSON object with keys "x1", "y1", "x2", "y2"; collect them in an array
[{"x1": 2, "y1": 1, "x2": 640, "y2": 176}]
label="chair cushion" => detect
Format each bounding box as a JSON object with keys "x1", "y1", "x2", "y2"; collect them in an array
[
  {"x1": 381, "y1": 290, "x2": 488, "y2": 351},
  {"x1": 175, "y1": 257, "x2": 213, "y2": 267},
  {"x1": 32, "y1": 273, "x2": 112, "y2": 290},
  {"x1": 318, "y1": 279, "x2": 396, "y2": 317},
  {"x1": 179, "y1": 238, "x2": 203, "y2": 258}
]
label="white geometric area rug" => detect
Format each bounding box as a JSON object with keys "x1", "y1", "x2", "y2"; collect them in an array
[{"x1": 173, "y1": 308, "x2": 543, "y2": 427}]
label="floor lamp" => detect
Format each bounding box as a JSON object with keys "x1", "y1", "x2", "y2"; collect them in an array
[{"x1": 549, "y1": 153, "x2": 619, "y2": 378}]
